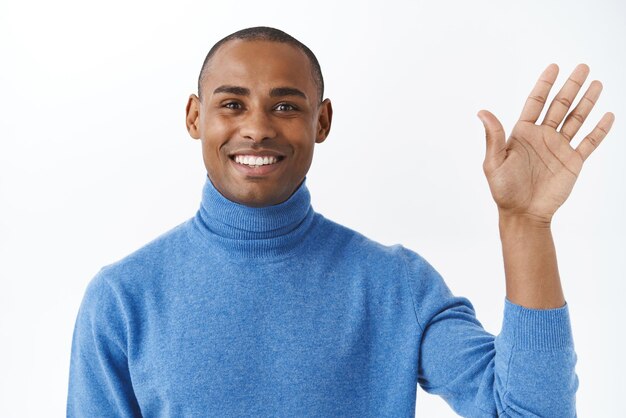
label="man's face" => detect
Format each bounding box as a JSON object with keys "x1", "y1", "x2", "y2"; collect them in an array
[{"x1": 186, "y1": 40, "x2": 332, "y2": 207}]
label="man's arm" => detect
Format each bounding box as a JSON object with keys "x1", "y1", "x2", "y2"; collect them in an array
[
  {"x1": 412, "y1": 64, "x2": 613, "y2": 417},
  {"x1": 478, "y1": 63, "x2": 614, "y2": 309},
  {"x1": 498, "y1": 214, "x2": 562, "y2": 308}
]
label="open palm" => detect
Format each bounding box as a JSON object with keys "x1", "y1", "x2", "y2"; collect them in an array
[{"x1": 479, "y1": 64, "x2": 615, "y2": 222}]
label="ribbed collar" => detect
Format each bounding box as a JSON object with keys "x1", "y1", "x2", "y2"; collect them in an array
[{"x1": 190, "y1": 176, "x2": 316, "y2": 259}]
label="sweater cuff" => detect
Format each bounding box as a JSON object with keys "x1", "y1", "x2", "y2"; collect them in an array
[{"x1": 500, "y1": 298, "x2": 574, "y2": 351}]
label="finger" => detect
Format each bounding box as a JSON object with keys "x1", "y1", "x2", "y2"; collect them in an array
[
  {"x1": 560, "y1": 80, "x2": 603, "y2": 142},
  {"x1": 542, "y1": 64, "x2": 590, "y2": 129},
  {"x1": 575, "y1": 112, "x2": 615, "y2": 162},
  {"x1": 519, "y1": 64, "x2": 559, "y2": 123},
  {"x1": 477, "y1": 110, "x2": 507, "y2": 172}
]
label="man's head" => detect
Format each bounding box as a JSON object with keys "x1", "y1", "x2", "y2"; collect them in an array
[{"x1": 186, "y1": 27, "x2": 332, "y2": 207}]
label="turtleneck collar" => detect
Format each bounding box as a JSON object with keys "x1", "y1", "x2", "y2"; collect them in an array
[{"x1": 190, "y1": 176, "x2": 317, "y2": 259}]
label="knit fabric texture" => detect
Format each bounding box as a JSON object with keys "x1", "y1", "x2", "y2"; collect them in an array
[{"x1": 67, "y1": 177, "x2": 578, "y2": 417}]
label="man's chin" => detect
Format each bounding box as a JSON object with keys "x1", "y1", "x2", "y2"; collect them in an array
[{"x1": 225, "y1": 182, "x2": 290, "y2": 208}]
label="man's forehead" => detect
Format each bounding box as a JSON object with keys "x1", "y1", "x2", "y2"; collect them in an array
[
  {"x1": 210, "y1": 39, "x2": 309, "y2": 66},
  {"x1": 201, "y1": 40, "x2": 317, "y2": 95}
]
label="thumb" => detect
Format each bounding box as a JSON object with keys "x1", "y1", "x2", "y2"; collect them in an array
[{"x1": 477, "y1": 110, "x2": 506, "y2": 172}]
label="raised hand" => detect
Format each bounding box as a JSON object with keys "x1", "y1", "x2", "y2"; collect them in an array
[{"x1": 478, "y1": 64, "x2": 615, "y2": 223}]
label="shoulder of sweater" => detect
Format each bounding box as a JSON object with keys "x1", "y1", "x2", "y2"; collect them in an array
[
  {"x1": 94, "y1": 218, "x2": 193, "y2": 285},
  {"x1": 314, "y1": 213, "x2": 421, "y2": 262},
  {"x1": 314, "y1": 215, "x2": 443, "y2": 296}
]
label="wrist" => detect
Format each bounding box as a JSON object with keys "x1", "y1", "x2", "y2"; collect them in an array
[{"x1": 498, "y1": 210, "x2": 552, "y2": 232}]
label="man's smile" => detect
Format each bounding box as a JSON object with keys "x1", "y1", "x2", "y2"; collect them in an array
[
  {"x1": 233, "y1": 154, "x2": 281, "y2": 166},
  {"x1": 228, "y1": 151, "x2": 286, "y2": 176}
]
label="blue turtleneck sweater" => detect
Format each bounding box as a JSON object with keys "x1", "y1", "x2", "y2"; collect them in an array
[{"x1": 67, "y1": 177, "x2": 577, "y2": 417}]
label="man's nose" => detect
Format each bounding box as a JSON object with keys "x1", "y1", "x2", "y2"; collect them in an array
[{"x1": 239, "y1": 110, "x2": 277, "y2": 143}]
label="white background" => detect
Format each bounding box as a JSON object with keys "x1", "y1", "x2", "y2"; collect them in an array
[{"x1": 1, "y1": 0, "x2": 624, "y2": 416}]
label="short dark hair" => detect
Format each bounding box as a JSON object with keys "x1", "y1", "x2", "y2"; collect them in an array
[{"x1": 197, "y1": 26, "x2": 324, "y2": 103}]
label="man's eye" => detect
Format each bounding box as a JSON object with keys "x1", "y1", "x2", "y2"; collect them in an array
[
  {"x1": 275, "y1": 103, "x2": 297, "y2": 112},
  {"x1": 224, "y1": 102, "x2": 242, "y2": 110}
]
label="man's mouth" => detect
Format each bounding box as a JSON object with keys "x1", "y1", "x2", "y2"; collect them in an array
[{"x1": 231, "y1": 154, "x2": 285, "y2": 168}]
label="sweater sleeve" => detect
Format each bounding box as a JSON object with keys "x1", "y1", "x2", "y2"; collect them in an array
[
  {"x1": 399, "y1": 248, "x2": 578, "y2": 417},
  {"x1": 67, "y1": 270, "x2": 142, "y2": 417}
]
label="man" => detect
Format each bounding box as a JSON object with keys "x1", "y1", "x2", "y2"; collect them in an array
[{"x1": 67, "y1": 26, "x2": 614, "y2": 417}]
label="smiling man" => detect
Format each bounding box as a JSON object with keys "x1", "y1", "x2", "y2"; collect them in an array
[{"x1": 68, "y1": 27, "x2": 614, "y2": 417}]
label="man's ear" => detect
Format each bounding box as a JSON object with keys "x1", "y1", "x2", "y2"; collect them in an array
[
  {"x1": 315, "y1": 98, "x2": 333, "y2": 144},
  {"x1": 186, "y1": 94, "x2": 201, "y2": 139}
]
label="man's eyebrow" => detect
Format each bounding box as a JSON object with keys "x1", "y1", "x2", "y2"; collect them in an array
[
  {"x1": 213, "y1": 85, "x2": 250, "y2": 96},
  {"x1": 269, "y1": 87, "x2": 307, "y2": 99}
]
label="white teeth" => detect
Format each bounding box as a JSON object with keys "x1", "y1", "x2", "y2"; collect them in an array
[{"x1": 233, "y1": 155, "x2": 279, "y2": 167}]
